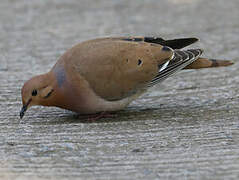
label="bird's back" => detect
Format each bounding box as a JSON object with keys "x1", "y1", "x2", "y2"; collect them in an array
[{"x1": 56, "y1": 38, "x2": 173, "y2": 101}]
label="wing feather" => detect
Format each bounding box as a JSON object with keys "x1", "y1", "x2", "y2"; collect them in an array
[{"x1": 149, "y1": 49, "x2": 203, "y2": 86}]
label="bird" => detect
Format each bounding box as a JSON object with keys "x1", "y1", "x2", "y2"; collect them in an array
[{"x1": 20, "y1": 36, "x2": 234, "y2": 119}]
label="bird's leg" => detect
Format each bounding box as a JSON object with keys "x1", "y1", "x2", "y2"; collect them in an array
[
  {"x1": 78, "y1": 112, "x2": 117, "y2": 121},
  {"x1": 88, "y1": 112, "x2": 117, "y2": 121}
]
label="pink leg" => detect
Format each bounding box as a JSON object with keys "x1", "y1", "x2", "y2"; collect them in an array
[{"x1": 78, "y1": 112, "x2": 117, "y2": 121}]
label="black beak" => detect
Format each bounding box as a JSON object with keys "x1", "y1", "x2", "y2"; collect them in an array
[
  {"x1": 20, "y1": 105, "x2": 27, "y2": 119},
  {"x1": 20, "y1": 99, "x2": 31, "y2": 119}
]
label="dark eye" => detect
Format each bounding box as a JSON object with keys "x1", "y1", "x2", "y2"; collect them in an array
[{"x1": 32, "y1": 89, "x2": 37, "y2": 96}]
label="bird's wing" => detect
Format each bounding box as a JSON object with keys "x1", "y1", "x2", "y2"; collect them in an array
[
  {"x1": 62, "y1": 38, "x2": 174, "y2": 101},
  {"x1": 149, "y1": 49, "x2": 203, "y2": 87}
]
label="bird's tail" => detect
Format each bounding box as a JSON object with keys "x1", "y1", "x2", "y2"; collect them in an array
[{"x1": 184, "y1": 57, "x2": 234, "y2": 69}]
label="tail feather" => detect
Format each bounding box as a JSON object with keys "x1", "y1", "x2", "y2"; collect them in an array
[{"x1": 184, "y1": 57, "x2": 234, "y2": 69}]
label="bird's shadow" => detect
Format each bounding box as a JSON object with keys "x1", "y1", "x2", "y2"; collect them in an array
[
  {"x1": 31, "y1": 104, "x2": 203, "y2": 125},
  {"x1": 44, "y1": 107, "x2": 161, "y2": 125}
]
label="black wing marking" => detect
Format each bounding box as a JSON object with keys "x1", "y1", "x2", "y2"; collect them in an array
[
  {"x1": 121, "y1": 36, "x2": 199, "y2": 49},
  {"x1": 145, "y1": 37, "x2": 199, "y2": 49},
  {"x1": 148, "y1": 49, "x2": 203, "y2": 87}
]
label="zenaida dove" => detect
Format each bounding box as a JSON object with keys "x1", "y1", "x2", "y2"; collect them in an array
[{"x1": 20, "y1": 36, "x2": 234, "y2": 118}]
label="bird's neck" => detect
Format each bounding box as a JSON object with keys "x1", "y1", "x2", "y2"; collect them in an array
[{"x1": 44, "y1": 69, "x2": 78, "y2": 110}]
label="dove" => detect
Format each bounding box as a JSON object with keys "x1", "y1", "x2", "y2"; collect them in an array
[{"x1": 20, "y1": 36, "x2": 233, "y2": 118}]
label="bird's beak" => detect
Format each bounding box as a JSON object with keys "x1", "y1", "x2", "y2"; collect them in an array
[{"x1": 20, "y1": 99, "x2": 31, "y2": 119}]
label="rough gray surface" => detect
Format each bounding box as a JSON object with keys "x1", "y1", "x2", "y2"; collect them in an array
[{"x1": 0, "y1": 0, "x2": 239, "y2": 179}]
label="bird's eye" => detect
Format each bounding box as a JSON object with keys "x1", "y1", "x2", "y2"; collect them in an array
[{"x1": 32, "y1": 89, "x2": 38, "y2": 96}]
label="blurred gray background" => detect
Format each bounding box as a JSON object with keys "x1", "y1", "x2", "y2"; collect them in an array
[{"x1": 0, "y1": 0, "x2": 239, "y2": 179}]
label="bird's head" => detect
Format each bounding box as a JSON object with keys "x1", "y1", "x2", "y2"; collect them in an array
[{"x1": 20, "y1": 73, "x2": 54, "y2": 119}]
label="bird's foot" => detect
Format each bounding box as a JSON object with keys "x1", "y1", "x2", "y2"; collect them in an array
[
  {"x1": 78, "y1": 112, "x2": 117, "y2": 122},
  {"x1": 88, "y1": 112, "x2": 117, "y2": 121}
]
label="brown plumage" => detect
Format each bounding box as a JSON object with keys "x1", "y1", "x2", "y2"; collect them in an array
[{"x1": 20, "y1": 36, "x2": 234, "y2": 118}]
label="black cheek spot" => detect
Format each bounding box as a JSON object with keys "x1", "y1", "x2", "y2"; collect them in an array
[
  {"x1": 126, "y1": 59, "x2": 129, "y2": 63},
  {"x1": 138, "y1": 59, "x2": 142, "y2": 66},
  {"x1": 43, "y1": 89, "x2": 54, "y2": 99}
]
